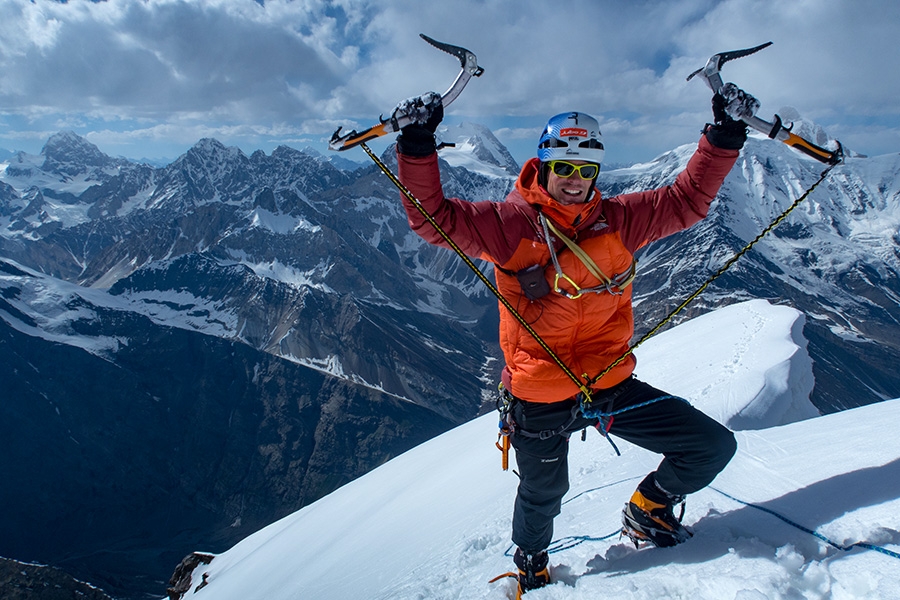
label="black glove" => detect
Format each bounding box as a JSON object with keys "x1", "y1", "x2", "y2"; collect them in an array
[
  {"x1": 395, "y1": 92, "x2": 443, "y2": 157},
  {"x1": 705, "y1": 83, "x2": 758, "y2": 150}
]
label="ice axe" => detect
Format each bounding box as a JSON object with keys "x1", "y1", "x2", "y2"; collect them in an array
[
  {"x1": 687, "y1": 42, "x2": 842, "y2": 165},
  {"x1": 329, "y1": 34, "x2": 484, "y2": 152}
]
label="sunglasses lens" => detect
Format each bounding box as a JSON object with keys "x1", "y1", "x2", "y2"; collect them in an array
[
  {"x1": 549, "y1": 161, "x2": 598, "y2": 180},
  {"x1": 579, "y1": 165, "x2": 598, "y2": 179},
  {"x1": 551, "y1": 161, "x2": 576, "y2": 177}
]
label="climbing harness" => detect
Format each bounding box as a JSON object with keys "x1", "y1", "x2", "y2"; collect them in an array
[{"x1": 495, "y1": 382, "x2": 591, "y2": 471}]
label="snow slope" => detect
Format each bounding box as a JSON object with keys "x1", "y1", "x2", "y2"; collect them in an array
[{"x1": 175, "y1": 300, "x2": 900, "y2": 600}]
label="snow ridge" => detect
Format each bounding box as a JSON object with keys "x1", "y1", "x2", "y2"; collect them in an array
[{"x1": 173, "y1": 300, "x2": 900, "y2": 600}]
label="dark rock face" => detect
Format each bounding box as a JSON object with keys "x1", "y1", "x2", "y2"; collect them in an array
[{"x1": 166, "y1": 553, "x2": 214, "y2": 600}]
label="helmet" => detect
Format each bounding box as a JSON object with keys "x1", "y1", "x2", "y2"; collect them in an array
[{"x1": 537, "y1": 112, "x2": 605, "y2": 165}]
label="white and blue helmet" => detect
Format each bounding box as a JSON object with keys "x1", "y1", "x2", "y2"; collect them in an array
[{"x1": 537, "y1": 112, "x2": 605, "y2": 165}]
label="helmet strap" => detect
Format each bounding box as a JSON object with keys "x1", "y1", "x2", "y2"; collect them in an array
[{"x1": 537, "y1": 162, "x2": 550, "y2": 189}]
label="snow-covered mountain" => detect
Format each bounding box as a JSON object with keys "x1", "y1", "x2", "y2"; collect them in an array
[
  {"x1": 1, "y1": 132, "x2": 502, "y2": 420},
  {"x1": 437, "y1": 121, "x2": 521, "y2": 178},
  {"x1": 166, "y1": 300, "x2": 900, "y2": 600},
  {"x1": 1, "y1": 119, "x2": 898, "y2": 598}
]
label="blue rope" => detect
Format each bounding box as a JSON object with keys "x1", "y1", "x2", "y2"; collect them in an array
[
  {"x1": 562, "y1": 476, "x2": 643, "y2": 506},
  {"x1": 579, "y1": 395, "x2": 690, "y2": 456},
  {"x1": 547, "y1": 531, "x2": 622, "y2": 554},
  {"x1": 503, "y1": 483, "x2": 900, "y2": 561},
  {"x1": 504, "y1": 395, "x2": 899, "y2": 562},
  {"x1": 504, "y1": 531, "x2": 622, "y2": 557},
  {"x1": 503, "y1": 477, "x2": 642, "y2": 557},
  {"x1": 709, "y1": 486, "x2": 900, "y2": 561},
  {"x1": 578, "y1": 394, "x2": 688, "y2": 420}
]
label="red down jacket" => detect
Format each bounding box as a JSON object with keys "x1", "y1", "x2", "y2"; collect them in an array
[{"x1": 397, "y1": 134, "x2": 739, "y2": 403}]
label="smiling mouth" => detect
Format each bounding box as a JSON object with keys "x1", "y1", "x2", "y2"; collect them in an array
[{"x1": 561, "y1": 188, "x2": 585, "y2": 199}]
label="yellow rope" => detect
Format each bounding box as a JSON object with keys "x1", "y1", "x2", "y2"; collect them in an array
[{"x1": 585, "y1": 161, "x2": 840, "y2": 393}]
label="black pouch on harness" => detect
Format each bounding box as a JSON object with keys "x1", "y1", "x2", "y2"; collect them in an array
[{"x1": 516, "y1": 264, "x2": 551, "y2": 300}]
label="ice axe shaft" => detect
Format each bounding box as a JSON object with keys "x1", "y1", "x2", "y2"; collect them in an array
[
  {"x1": 688, "y1": 42, "x2": 842, "y2": 165},
  {"x1": 753, "y1": 114, "x2": 843, "y2": 164},
  {"x1": 329, "y1": 34, "x2": 484, "y2": 152}
]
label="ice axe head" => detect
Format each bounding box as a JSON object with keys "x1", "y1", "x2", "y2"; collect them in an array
[
  {"x1": 687, "y1": 41, "x2": 843, "y2": 166},
  {"x1": 687, "y1": 41, "x2": 772, "y2": 93},
  {"x1": 329, "y1": 34, "x2": 483, "y2": 152}
]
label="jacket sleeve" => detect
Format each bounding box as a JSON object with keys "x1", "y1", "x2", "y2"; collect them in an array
[
  {"x1": 396, "y1": 151, "x2": 528, "y2": 265},
  {"x1": 608, "y1": 135, "x2": 739, "y2": 253}
]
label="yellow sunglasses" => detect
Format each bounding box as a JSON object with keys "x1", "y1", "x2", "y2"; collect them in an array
[{"x1": 548, "y1": 160, "x2": 599, "y2": 180}]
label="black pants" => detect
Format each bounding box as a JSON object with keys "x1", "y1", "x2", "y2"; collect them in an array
[{"x1": 509, "y1": 376, "x2": 737, "y2": 554}]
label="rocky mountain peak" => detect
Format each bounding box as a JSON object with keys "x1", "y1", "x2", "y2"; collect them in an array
[
  {"x1": 40, "y1": 131, "x2": 115, "y2": 176},
  {"x1": 438, "y1": 122, "x2": 520, "y2": 177},
  {"x1": 183, "y1": 138, "x2": 247, "y2": 166},
  {"x1": 771, "y1": 106, "x2": 856, "y2": 157}
]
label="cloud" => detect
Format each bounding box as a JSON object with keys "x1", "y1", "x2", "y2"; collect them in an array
[
  {"x1": 0, "y1": 0, "x2": 347, "y2": 118},
  {"x1": 0, "y1": 0, "x2": 897, "y2": 163},
  {"x1": 679, "y1": 0, "x2": 900, "y2": 117}
]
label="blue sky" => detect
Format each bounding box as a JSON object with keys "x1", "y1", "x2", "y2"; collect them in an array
[{"x1": 1, "y1": 0, "x2": 898, "y2": 167}]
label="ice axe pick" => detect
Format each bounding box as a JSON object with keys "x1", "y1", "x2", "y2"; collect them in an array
[
  {"x1": 329, "y1": 34, "x2": 484, "y2": 152},
  {"x1": 687, "y1": 42, "x2": 842, "y2": 165}
]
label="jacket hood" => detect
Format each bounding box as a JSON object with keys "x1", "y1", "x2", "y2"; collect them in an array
[{"x1": 514, "y1": 157, "x2": 603, "y2": 232}]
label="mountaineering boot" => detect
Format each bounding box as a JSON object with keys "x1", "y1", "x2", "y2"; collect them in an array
[
  {"x1": 513, "y1": 547, "x2": 550, "y2": 597},
  {"x1": 621, "y1": 473, "x2": 693, "y2": 548}
]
